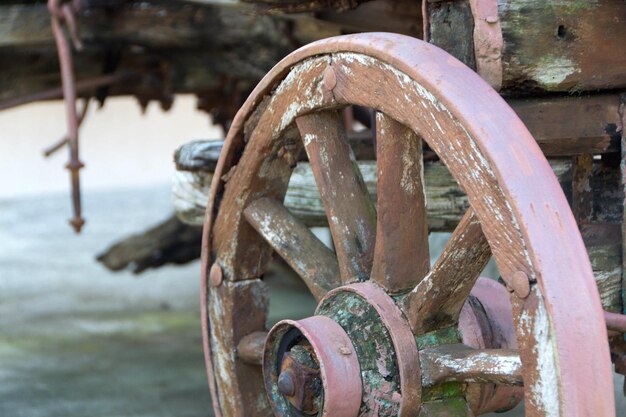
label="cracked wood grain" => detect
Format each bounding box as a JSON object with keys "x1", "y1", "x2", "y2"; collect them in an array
[
  {"x1": 297, "y1": 110, "x2": 376, "y2": 283},
  {"x1": 401, "y1": 209, "x2": 491, "y2": 334},
  {"x1": 244, "y1": 197, "x2": 340, "y2": 301},
  {"x1": 371, "y1": 112, "x2": 429, "y2": 293}
]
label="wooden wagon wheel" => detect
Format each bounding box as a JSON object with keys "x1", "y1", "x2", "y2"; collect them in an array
[{"x1": 200, "y1": 33, "x2": 614, "y2": 417}]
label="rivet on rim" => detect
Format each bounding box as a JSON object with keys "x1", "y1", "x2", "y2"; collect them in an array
[
  {"x1": 485, "y1": 15, "x2": 499, "y2": 23},
  {"x1": 339, "y1": 346, "x2": 352, "y2": 356},
  {"x1": 508, "y1": 271, "x2": 530, "y2": 299},
  {"x1": 209, "y1": 263, "x2": 223, "y2": 287}
]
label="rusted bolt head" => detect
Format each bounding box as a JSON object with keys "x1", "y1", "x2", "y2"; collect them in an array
[
  {"x1": 323, "y1": 65, "x2": 337, "y2": 91},
  {"x1": 209, "y1": 263, "x2": 223, "y2": 287},
  {"x1": 508, "y1": 271, "x2": 530, "y2": 299},
  {"x1": 277, "y1": 370, "x2": 296, "y2": 397},
  {"x1": 277, "y1": 350, "x2": 321, "y2": 414}
]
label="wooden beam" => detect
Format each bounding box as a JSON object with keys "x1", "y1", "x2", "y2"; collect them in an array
[
  {"x1": 172, "y1": 94, "x2": 624, "y2": 164},
  {"x1": 0, "y1": 1, "x2": 296, "y2": 104},
  {"x1": 509, "y1": 94, "x2": 622, "y2": 156},
  {"x1": 427, "y1": 0, "x2": 626, "y2": 93}
]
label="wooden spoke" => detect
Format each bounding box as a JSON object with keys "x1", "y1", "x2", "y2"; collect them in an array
[
  {"x1": 371, "y1": 112, "x2": 429, "y2": 293},
  {"x1": 420, "y1": 344, "x2": 522, "y2": 387},
  {"x1": 296, "y1": 110, "x2": 376, "y2": 283},
  {"x1": 401, "y1": 209, "x2": 490, "y2": 334},
  {"x1": 244, "y1": 197, "x2": 340, "y2": 301}
]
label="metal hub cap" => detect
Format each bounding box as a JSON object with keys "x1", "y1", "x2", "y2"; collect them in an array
[
  {"x1": 264, "y1": 316, "x2": 361, "y2": 417},
  {"x1": 264, "y1": 282, "x2": 420, "y2": 417}
]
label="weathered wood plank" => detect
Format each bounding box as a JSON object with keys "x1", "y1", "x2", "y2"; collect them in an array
[
  {"x1": 0, "y1": 0, "x2": 422, "y2": 108},
  {"x1": 0, "y1": 2, "x2": 286, "y2": 48},
  {"x1": 0, "y1": 1, "x2": 295, "y2": 105},
  {"x1": 509, "y1": 94, "x2": 622, "y2": 156},
  {"x1": 96, "y1": 214, "x2": 202, "y2": 273},
  {"x1": 4, "y1": 0, "x2": 624, "y2": 110},
  {"x1": 572, "y1": 153, "x2": 594, "y2": 223},
  {"x1": 315, "y1": 0, "x2": 422, "y2": 38},
  {"x1": 238, "y1": 0, "x2": 369, "y2": 13},
  {"x1": 172, "y1": 160, "x2": 473, "y2": 231},
  {"x1": 173, "y1": 156, "x2": 574, "y2": 229},
  {"x1": 499, "y1": 0, "x2": 626, "y2": 93},
  {"x1": 427, "y1": 0, "x2": 626, "y2": 93},
  {"x1": 427, "y1": 0, "x2": 476, "y2": 68},
  {"x1": 581, "y1": 223, "x2": 622, "y2": 313},
  {"x1": 174, "y1": 140, "x2": 224, "y2": 173},
  {"x1": 173, "y1": 94, "x2": 624, "y2": 167}
]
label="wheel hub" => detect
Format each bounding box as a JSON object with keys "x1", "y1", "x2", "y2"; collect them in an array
[
  {"x1": 264, "y1": 281, "x2": 525, "y2": 417},
  {"x1": 264, "y1": 283, "x2": 420, "y2": 417}
]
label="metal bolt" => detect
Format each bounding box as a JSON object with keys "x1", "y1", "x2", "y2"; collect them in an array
[
  {"x1": 277, "y1": 370, "x2": 296, "y2": 397},
  {"x1": 508, "y1": 271, "x2": 530, "y2": 299},
  {"x1": 323, "y1": 65, "x2": 337, "y2": 91},
  {"x1": 209, "y1": 263, "x2": 223, "y2": 287}
]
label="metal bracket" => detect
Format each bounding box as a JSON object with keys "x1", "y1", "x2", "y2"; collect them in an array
[{"x1": 468, "y1": 0, "x2": 503, "y2": 90}]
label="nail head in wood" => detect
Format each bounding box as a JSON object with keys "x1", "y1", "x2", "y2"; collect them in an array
[
  {"x1": 209, "y1": 262, "x2": 223, "y2": 287},
  {"x1": 323, "y1": 65, "x2": 337, "y2": 91}
]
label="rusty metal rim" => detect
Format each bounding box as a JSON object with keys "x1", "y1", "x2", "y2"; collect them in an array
[
  {"x1": 264, "y1": 317, "x2": 363, "y2": 417},
  {"x1": 201, "y1": 33, "x2": 614, "y2": 416},
  {"x1": 319, "y1": 282, "x2": 421, "y2": 417}
]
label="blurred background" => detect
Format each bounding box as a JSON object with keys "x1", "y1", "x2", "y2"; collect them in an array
[{"x1": 0, "y1": 97, "x2": 218, "y2": 417}]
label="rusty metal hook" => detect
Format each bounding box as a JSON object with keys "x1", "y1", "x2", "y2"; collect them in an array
[
  {"x1": 43, "y1": 98, "x2": 90, "y2": 157},
  {"x1": 49, "y1": 0, "x2": 85, "y2": 232}
]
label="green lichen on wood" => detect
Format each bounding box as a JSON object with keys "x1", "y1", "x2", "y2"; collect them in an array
[
  {"x1": 415, "y1": 326, "x2": 461, "y2": 350},
  {"x1": 422, "y1": 381, "x2": 464, "y2": 402},
  {"x1": 497, "y1": 0, "x2": 601, "y2": 92},
  {"x1": 415, "y1": 328, "x2": 466, "y2": 404},
  {"x1": 317, "y1": 292, "x2": 400, "y2": 416},
  {"x1": 420, "y1": 396, "x2": 472, "y2": 415}
]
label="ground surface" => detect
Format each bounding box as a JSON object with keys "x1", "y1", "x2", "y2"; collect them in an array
[
  {"x1": 0, "y1": 187, "x2": 212, "y2": 417},
  {"x1": 0, "y1": 186, "x2": 316, "y2": 417},
  {"x1": 0, "y1": 186, "x2": 624, "y2": 416}
]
